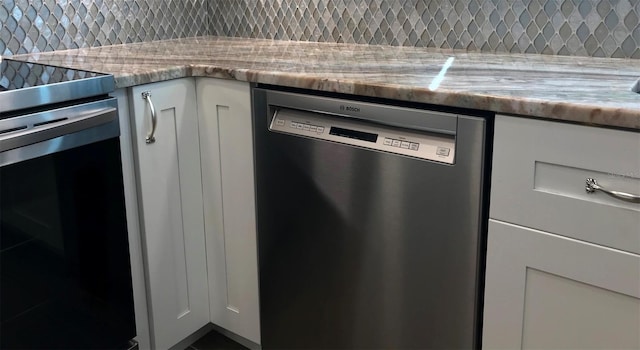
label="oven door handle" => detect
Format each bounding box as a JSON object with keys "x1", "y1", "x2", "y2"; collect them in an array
[{"x1": 0, "y1": 106, "x2": 118, "y2": 152}]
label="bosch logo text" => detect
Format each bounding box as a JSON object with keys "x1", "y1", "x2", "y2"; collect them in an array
[{"x1": 340, "y1": 105, "x2": 360, "y2": 112}]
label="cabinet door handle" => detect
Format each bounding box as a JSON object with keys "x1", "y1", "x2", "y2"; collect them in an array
[
  {"x1": 142, "y1": 91, "x2": 157, "y2": 144},
  {"x1": 585, "y1": 178, "x2": 640, "y2": 203}
]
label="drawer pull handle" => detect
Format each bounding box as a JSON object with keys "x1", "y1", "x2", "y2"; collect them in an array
[
  {"x1": 142, "y1": 91, "x2": 157, "y2": 144},
  {"x1": 585, "y1": 178, "x2": 640, "y2": 203}
]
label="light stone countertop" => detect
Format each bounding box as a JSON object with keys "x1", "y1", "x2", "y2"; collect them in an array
[{"x1": 12, "y1": 36, "x2": 640, "y2": 130}]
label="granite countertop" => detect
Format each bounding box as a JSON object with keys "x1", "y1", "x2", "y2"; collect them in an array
[{"x1": 12, "y1": 36, "x2": 640, "y2": 130}]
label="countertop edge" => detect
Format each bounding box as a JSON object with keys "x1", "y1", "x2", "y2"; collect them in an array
[{"x1": 113, "y1": 64, "x2": 640, "y2": 130}]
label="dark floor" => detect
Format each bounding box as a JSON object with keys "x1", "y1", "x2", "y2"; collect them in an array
[{"x1": 188, "y1": 329, "x2": 248, "y2": 350}]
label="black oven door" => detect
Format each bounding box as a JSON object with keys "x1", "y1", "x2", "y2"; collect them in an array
[{"x1": 0, "y1": 98, "x2": 136, "y2": 349}]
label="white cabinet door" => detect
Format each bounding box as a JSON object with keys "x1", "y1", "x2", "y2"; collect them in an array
[
  {"x1": 131, "y1": 79, "x2": 209, "y2": 349},
  {"x1": 483, "y1": 219, "x2": 640, "y2": 349},
  {"x1": 197, "y1": 78, "x2": 261, "y2": 345}
]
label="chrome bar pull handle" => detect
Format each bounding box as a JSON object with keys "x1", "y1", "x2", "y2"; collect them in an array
[
  {"x1": 142, "y1": 91, "x2": 157, "y2": 144},
  {"x1": 585, "y1": 178, "x2": 640, "y2": 204}
]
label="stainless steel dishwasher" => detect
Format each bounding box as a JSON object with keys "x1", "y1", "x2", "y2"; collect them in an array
[{"x1": 253, "y1": 86, "x2": 491, "y2": 349}]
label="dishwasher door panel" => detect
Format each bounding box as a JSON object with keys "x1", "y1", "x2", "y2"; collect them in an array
[{"x1": 253, "y1": 90, "x2": 487, "y2": 349}]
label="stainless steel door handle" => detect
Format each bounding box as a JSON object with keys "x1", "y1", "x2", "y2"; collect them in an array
[
  {"x1": 0, "y1": 106, "x2": 117, "y2": 152},
  {"x1": 142, "y1": 91, "x2": 157, "y2": 144},
  {"x1": 585, "y1": 178, "x2": 640, "y2": 204}
]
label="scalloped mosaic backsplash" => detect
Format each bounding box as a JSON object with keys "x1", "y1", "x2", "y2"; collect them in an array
[
  {"x1": 1, "y1": 0, "x2": 209, "y2": 56},
  {"x1": 2, "y1": 0, "x2": 639, "y2": 58},
  {"x1": 210, "y1": 0, "x2": 640, "y2": 58}
]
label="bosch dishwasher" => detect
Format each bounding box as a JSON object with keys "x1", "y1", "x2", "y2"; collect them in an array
[{"x1": 253, "y1": 86, "x2": 492, "y2": 349}]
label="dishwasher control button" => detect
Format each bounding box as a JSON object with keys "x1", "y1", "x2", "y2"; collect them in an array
[
  {"x1": 391, "y1": 140, "x2": 401, "y2": 147},
  {"x1": 290, "y1": 121, "x2": 298, "y2": 128},
  {"x1": 383, "y1": 138, "x2": 393, "y2": 146},
  {"x1": 409, "y1": 143, "x2": 419, "y2": 151},
  {"x1": 303, "y1": 124, "x2": 310, "y2": 131},
  {"x1": 400, "y1": 141, "x2": 411, "y2": 149},
  {"x1": 276, "y1": 119, "x2": 285, "y2": 126},
  {"x1": 296, "y1": 123, "x2": 304, "y2": 130},
  {"x1": 310, "y1": 125, "x2": 317, "y2": 132},
  {"x1": 317, "y1": 127, "x2": 325, "y2": 133},
  {"x1": 436, "y1": 147, "x2": 450, "y2": 156}
]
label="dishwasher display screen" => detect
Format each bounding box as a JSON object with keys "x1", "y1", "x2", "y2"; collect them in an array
[
  {"x1": 268, "y1": 105, "x2": 456, "y2": 164},
  {"x1": 329, "y1": 126, "x2": 378, "y2": 143}
]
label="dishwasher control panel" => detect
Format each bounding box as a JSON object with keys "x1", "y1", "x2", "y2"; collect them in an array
[{"x1": 270, "y1": 107, "x2": 456, "y2": 164}]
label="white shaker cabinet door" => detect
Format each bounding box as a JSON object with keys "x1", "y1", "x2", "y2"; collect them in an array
[
  {"x1": 483, "y1": 219, "x2": 640, "y2": 350},
  {"x1": 197, "y1": 78, "x2": 261, "y2": 345},
  {"x1": 131, "y1": 79, "x2": 209, "y2": 349}
]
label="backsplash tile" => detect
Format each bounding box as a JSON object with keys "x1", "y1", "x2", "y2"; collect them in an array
[
  {"x1": 2, "y1": 0, "x2": 638, "y2": 59},
  {"x1": 1, "y1": 0, "x2": 209, "y2": 56},
  {"x1": 210, "y1": 0, "x2": 640, "y2": 59}
]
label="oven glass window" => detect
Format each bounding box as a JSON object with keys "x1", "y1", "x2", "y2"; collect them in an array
[{"x1": 1, "y1": 137, "x2": 136, "y2": 349}]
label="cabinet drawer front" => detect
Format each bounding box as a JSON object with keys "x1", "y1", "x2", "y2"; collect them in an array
[{"x1": 491, "y1": 115, "x2": 640, "y2": 254}]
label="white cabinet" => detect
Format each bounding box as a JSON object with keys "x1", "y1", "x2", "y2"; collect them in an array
[
  {"x1": 483, "y1": 220, "x2": 640, "y2": 349},
  {"x1": 483, "y1": 115, "x2": 640, "y2": 349},
  {"x1": 197, "y1": 78, "x2": 261, "y2": 345},
  {"x1": 130, "y1": 79, "x2": 209, "y2": 349},
  {"x1": 490, "y1": 115, "x2": 640, "y2": 254}
]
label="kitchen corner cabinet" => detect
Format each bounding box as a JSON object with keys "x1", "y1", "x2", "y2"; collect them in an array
[
  {"x1": 130, "y1": 79, "x2": 209, "y2": 349},
  {"x1": 197, "y1": 78, "x2": 261, "y2": 345},
  {"x1": 483, "y1": 115, "x2": 640, "y2": 349}
]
